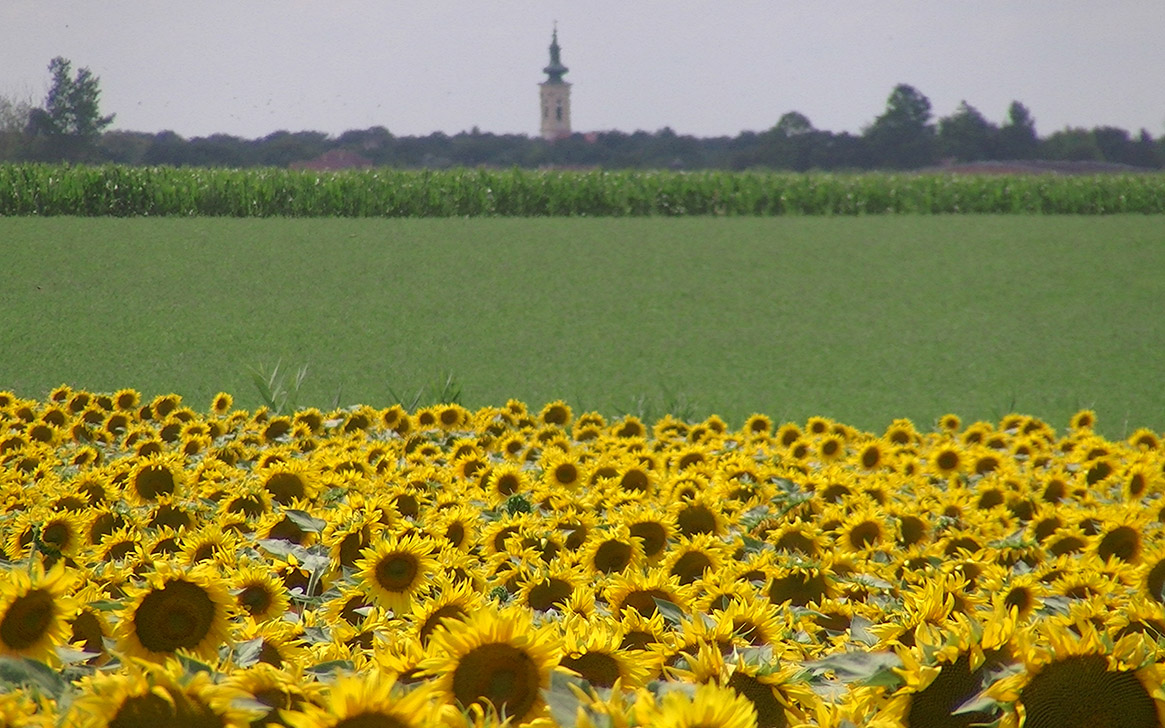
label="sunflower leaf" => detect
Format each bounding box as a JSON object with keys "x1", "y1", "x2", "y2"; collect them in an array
[
  {"x1": 805, "y1": 651, "x2": 902, "y2": 684},
  {"x1": 231, "y1": 637, "x2": 263, "y2": 668},
  {"x1": 544, "y1": 672, "x2": 586, "y2": 727},
  {"x1": 652, "y1": 597, "x2": 686, "y2": 626},
  {"x1": 951, "y1": 690, "x2": 1001, "y2": 716},
  {"x1": 186, "y1": 652, "x2": 217, "y2": 671},
  {"x1": 306, "y1": 659, "x2": 355, "y2": 677},
  {"x1": 283, "y1": 509, "x2": 327, "y2": 533},
  {"x1": 54, "y1": 646, "x2": 97, "y2": 665},
  {"x1": 85, "y1": 599, "x2": 123, "y2": 611},
  {"x1": 0, "y1": 657, "x2": 67, "y2": 699}
]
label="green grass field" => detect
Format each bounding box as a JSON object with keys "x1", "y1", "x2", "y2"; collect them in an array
[{"x1": 1, "y1": 215, "x2": 1161, "y2": 435}]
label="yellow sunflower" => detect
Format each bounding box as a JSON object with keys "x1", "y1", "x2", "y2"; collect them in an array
[
  {"x1": 115, "y1": 561, "x2": 235, "y2": 661},
  {"x1": 283, "y1": 671, "x2": 441, "y2": 728},
  {"x1": 125, "y1": 452, "x2": 186, "y2": 504},
  {"x1": 355, "y1": 532, "x2": 441, "y2": 613},
  {"x1": 421, "y1": 605, "x2": 562, "y2": 726},
  {"x1": 67, "y1": 657, "x2": 262, "y2": 728},
  {"x1": 634, "y1": 682, "x2": 759, "y2": 728},
  {"x1": 869, "y1": 612, "x2": 1015, "y2": 728},
  {"x1": 558, "y1": 613, "x2": 654, "y2": 690},
  {"x1": 669, "y1": 641, "x2": 814, "y2": 728},
  {"x1": 516, "y1": 563, "x2": 585, "y2": 613},
  {"x1": 225, "y1": 662, "x2": 323, "y2": 727},
  {"x1": 0, "y1": 561, "x2": 78, "y2": 663},
  {"x1": 580, "y1": 523, "x2": 646, "y2": 576},
  {"x1": 229, "y1": 562, "x2": 290, "y2": 623},
  {"x1": 985, "y1": 620, "x2": 1165, "y2": 728},
  {"x1": 662, "y1": 532, "x2": 731, "y2": 586},
  {"x1": 605, "y1": 570, "x2": 694, "y2": 620}
]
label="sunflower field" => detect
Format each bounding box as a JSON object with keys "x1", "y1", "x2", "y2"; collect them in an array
[{"x1": 1, "y1": 387, "x2": 1164, "y2": 727}]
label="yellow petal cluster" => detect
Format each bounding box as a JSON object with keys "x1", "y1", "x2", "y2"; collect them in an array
[{"x1": 1, "y1": 388, "x2": 1163, "y2": 727}]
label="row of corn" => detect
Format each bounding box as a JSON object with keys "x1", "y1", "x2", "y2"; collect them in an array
[{"x1": 2, "y1": 163, "x2": 1164, "y2": 216}]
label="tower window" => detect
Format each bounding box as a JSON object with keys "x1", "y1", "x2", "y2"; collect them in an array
[{"x1": 556, "y1": 103, "x2": 563, "y2": 121}]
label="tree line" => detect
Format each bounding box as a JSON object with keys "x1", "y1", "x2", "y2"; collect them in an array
[{"x1": 2, "y1": 58, "x2": 1162, "y2": 171}]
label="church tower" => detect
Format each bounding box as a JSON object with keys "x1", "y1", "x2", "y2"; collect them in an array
[{"x1": 539, "y1": 26, "x2": 571, "y2": 140}]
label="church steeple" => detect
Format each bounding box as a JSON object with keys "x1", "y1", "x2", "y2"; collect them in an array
[
  {"x1": 539, "y1": 24, "x2": 572, "y2": 140},
  {"x1": 543, "y1": 25, "x2": 569, "y2": 84}
]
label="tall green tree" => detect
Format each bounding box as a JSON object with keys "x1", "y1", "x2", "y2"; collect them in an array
[
  {"x1": 27, "y1": 57, "x2": 115, "y2": 160},
  {"x1": 997, "y1": 101, "x2": 1038, "y2": 159},
  {"x1": 937, "y1": 101, "x2": 998, "y2": 162},
  {"x1": 0, "y1": 92, "x2": 35, "y2": 160},
  {"x1": 863, "y1": 84, "x2": 936, "y2": 168}
]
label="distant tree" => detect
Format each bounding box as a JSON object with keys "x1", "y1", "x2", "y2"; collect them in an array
[
  {"x1": 863, "y1": 84, "x2": 936, "y2": 168},
  {"x1": 0, "y1": 92, "x2": 35, "y2": 160},
  {"x1": 1129, "y1": 129, "x2": 1161, "y2": 168},
  {"x1": 756, "y1": 112, "x2": 819, "y2": 170},
  {"x1": 937, "y1": 101, "x2": 998, "y2": 162},
  {"x1": 997, "y1": 101, "x2": 1038, "y2": 159},
  {"x1": 337, "y1": 126, "x2": 393, "y2": 164},
  {"x1": 253, "y1": 130, "x2": 329, "y2": 167},
  {"x1": 1041, "y1": 127, "x2": 1102, "y2": 161},
  {"x1": 1091, "y1": 126, "x2": 1145, "y2": 166},
  {"x1": 773, "y1": 111, "x2": 814, "y2": 137},
  {"x1": 26, "y1": 57, "x2": 115, "y2": 161},
  {"x1": 141, "y1": 130, "x2": 190, "y2": 166},
  {"x1": 97, "y1": 130, "x2": 153, "y2": 165}
]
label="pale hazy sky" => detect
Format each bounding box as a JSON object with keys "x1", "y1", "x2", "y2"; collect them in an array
[{"x1": 3, "y1": 1, "x2": 1163, "y2": 140}]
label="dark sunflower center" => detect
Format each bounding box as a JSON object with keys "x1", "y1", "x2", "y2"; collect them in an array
[
  {"x1": 848, "y1": 521, "x2": 881, "y2": 549},
  {"x1": 134, "y1": 465, "x2": 175, "y2": 500},
  {"x1": 936, "y1": 450, "x2": 960, "y2": 471},
  {"x1": 726, "y1": 672, "x2": 788, "y2": 728},
  {"x1": 768, "y1": 572, "x2": 829, "y2": 607},
  {"x1": 677, "y1": 504, "x2": 718, "y2": 536},
  {"x1": 442, "y1": 521, "x2": 466, "y2": 549},
  {"x1": 554, "y1": 463, "x2": 578, "y2": 485},
  {"x1": 629, "y1": 522, "x2": 667, "y2": 557},
  {"x1": 1098, "y1": 526, "x2": 1141, "y2": 562},
  {"x1": 109, "y1": 692, "x2": 177, "y2": 727},
  {"x1": 0, "y1": 588, "x2": 55, "y2": 651},
  {"x1": 617, "y1": 588, "x2": 672, "y2": 618},
  {"x1": 238, "y1": 584, "x2": 274, "y2": 616},
  {"x1": 109, "y1": 690, "x2": 224, "y2": 728},
  {"x1": 452, "y1": 643, "x2": 540, "y2": 723},
  {"x1": 905, "y1": 653, "x2": 996, "y2": 728},
  {"x1": 419, "y1": 604, "x2": 467, "y2": 644},
  {"x1": 526, "y1": 578, "x2": 573, "y2": 612},
  {"x1": 375, "y1": 553, "x2": 419, "y2": 591},
  {"x1": 264, "y1": 472, "x2": 305, "y2": 505},
  {"x1": 561, "y1": 651, "x2": 622, "y2": 688},
  {"x1": 494, "y1": 473, "x2": 520, "y2": 496},
  {"x1": 620, "y1": 469, "x2": 649, "y2": 493},
  {"x1": 593, "y1": 540, "x2": 632, "y2": 573},
  {"x1": 41, "y1": 521, "x2": 72, "y2": 550},
  {"x1": 133, "y1": 579, "x2": 216, "y2": 653},
  {"x1": 1021, "y1": 655, "x2": 1160, "y2": 728},
  {"x1": 670, "y1": 551, "x2": 712, "y2": 585},
  {"x1": 70, "y1": 609, "x2": 106, "y2": 654},
  {"x1": 334, "y1": 714, "x2": 409, "y2": 728}
]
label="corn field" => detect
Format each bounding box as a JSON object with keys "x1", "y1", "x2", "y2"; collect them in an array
[
  {"x1": 1, "y1": 387, "x2": 1164, "y2": 726},
  {"x1": 2, "y1": 163, "x2": 1164, "y2": 216}
]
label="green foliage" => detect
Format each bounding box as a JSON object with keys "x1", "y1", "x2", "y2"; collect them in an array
[
  {"x1": 1, "y1": 163, "x2": 1164, "y2": 216},
  {"x1": 387, "y1": 371, "x2": 463, "y2": 410},
  {"x1": 249, "y1": 360, "x2": 309, "y2": 415},
  {"x1": 2, "y1": 215, "x2": 1163, "y2": 436},
  {"x1": 39, "y1": 57, "x2": 116, "y2": 139}
]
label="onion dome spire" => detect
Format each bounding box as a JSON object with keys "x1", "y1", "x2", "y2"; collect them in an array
[{"x1": 543, "y1": 24, "x2": 568, "y2": 84}]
